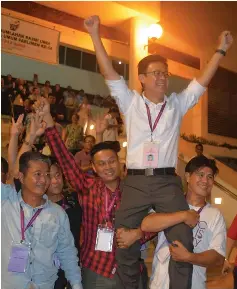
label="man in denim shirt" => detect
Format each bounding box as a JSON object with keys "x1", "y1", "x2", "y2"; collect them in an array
[{"x1": 1, "y1": 151, "x2": 82, "y2": 289}]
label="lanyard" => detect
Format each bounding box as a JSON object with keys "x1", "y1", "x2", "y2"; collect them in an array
[
  {"x1": 197, "y1": 203, "x2": 206, "y2": 214},
  {"x1": 20, "y1": 205, "x2": 42, "y2": 242},
  {"x1": 105, "y1": 191, "x2": 117, "y2": 222},
  {"x1": 145, "y1": 101, "x2": 167, "y2": 142},
  {"x1": 61, "y1": 197, "x2": 67, "y2": 210}
]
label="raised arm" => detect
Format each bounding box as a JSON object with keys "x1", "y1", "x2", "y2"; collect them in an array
[
  {"x1": 84, "y1": 15, "x2": 120, "y2": 81},
  {"x1": 8, "y1": 114, "x2": 24, "y2": 184},
  {"x1": 39, "y1": 98, "x2": 89, "y2": 193},
  {"x1": 13, "y1": 113, "x2": 47, "y2": 176},
  {"x1": 141, "y1": 210, "x2": 199, "y2": 232},
  {"x1": 197, "y1": 31, "x2": 233, "y2": 87}
]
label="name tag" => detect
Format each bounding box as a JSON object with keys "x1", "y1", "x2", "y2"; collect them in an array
[
  {"x1": 95, "y1": 226, "x2": 114, "y2": 252},
  {"x1": 143, "y1": 142, "x2": 159, "y2": 168},
  {"x1": 8, "y1": 242, "x2": 31, "y2": 273}
]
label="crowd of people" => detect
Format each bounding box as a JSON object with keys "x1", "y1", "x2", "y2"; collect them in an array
[{"x1": 1, "y1": 15, "x2": 236, "y2": 289}]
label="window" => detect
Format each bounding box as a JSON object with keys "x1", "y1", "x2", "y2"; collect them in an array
[
  {"x1": 66, "y1": 47, "x2": 81, "y2": 69},
  {"x1": 82, "y1": 51, "x2": 96, "y2": 72},
  {"x1": 59, "y1": 44, "x2": 129, "y2": 79},
  {"x1": 59, "y1": 46, "x2": 65, "y2": 64}
]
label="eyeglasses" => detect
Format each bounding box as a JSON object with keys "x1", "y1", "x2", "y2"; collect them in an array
[{"x1": 143, "y1": 70, "x2": 171, "y2": 78}]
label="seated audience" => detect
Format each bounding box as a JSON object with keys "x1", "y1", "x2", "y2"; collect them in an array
[
  {"x1": 62, "y1": 114, "x2": 83, "y2": 155},
  {"x1": 74, "y1": 135, "x2": 96, "y2": 174}
]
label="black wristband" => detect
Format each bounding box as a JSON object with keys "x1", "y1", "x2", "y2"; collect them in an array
[{"x1": 215, "y1": 49, "x2": 226, "y2": 56}]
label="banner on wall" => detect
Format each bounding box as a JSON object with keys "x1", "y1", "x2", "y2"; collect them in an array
[{"x1": 1, "y1": 14, "x2": 60, "y2": 64}]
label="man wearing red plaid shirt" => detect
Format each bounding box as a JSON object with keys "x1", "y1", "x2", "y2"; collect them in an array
[{"x1": 37, "y1": 98, "x2": 151, "y2": 289}]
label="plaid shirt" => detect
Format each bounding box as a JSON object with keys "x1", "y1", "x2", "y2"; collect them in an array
[{"x1": 46, "y1": 127, "x2": 154, "y2": 279}]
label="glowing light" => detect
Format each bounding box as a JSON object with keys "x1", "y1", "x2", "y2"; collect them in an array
[
  {"x1": 214, "y1": 198, "x2": 222, "y2": 204},
  {"x1": 147, "y1": 23, "x2": 163, "y2": 39},
  {"x1": 118, "y1": 61, "x2": 122, "y2": 64},
  {"x1": 122, "y1": 142, "x2": 127, "y2": 148},
  {"x1": 90, "y1": 124, "x2": 95, "y2": 130}
]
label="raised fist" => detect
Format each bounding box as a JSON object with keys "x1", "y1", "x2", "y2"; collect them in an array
[
  {"x1": 84, "y1": 15, "x2": 100, "y2": 35},
  {"x1": 217, "y1": 31, "x2": 233, "y2": 52}
]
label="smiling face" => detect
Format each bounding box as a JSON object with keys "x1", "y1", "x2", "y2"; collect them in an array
[
  {"x1": 92, "y1": 149, "x2": 120, "y2": 183},
  {"x1": 186, "y1": 166, "x2": 214, "y2": 198},
  {"x1": 19, "y1": 160, "x2": 51, "y2": 197},
  {"x1": 139, "y1": 61, "x2": 169, "y2": 96},
  {"x1": 47, "y1": 164, "x2": 64, "y2": 196}
]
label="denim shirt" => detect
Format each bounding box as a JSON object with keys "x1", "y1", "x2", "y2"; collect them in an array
[{"x1": 1, "y1": 183, "x2": 82, "y2": 289}]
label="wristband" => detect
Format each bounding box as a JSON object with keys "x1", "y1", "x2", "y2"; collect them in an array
[{"x1": 215, "y1": 49, "x2": 226, "y2": 56}]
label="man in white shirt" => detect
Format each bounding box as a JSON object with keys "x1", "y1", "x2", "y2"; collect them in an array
[
  {"x1": 141, "y1": 156, "x2": 226, "y2": 289},
  {"x1": 84, "y1": 15, "x2": 232, "y2": 289},
  {"x1": 1, "y1": 151, "x2": 82, "y2": 289}
]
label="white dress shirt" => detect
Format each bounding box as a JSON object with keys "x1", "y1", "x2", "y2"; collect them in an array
[
  {"x1": 1, "y1": 183, "x2": 82, "y2": 289},
  {"x1": 150, "y1": 203, "x2": 226, "y2": 289},
  {"x1": 106, "y1": 77, "x2": 206, "y2": 169}
]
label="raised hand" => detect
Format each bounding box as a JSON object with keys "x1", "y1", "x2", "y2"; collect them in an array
[
  {"x1": 29, "y1": 112, "x2": 46, "y2": 138},
  {"x1": 33, "y1": 97, "x2": 50, "y2": 118},
  {"x1": 183, "y1": 209, "x2": 200, "y2": 228},
  {"x1": 10, "y1": 114, "x2": 24, "y2": 136},
  {"x1": 84, "y1": 15, "x2": 100, "y2": 35},
  {"x1": 95, "y1": 117, "x2": 108, "y2": 134},
  {"x1": 217, "y1": 31, "x2": 233, "y2": 52}
]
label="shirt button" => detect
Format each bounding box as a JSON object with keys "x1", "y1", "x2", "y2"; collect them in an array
[{"x1": 30, "y1": 262, "x2": 32, "y2": 265}]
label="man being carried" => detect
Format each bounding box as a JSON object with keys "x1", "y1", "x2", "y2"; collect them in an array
[{"x1": 84, "y1": 14, "x2": 233, "y2": 289}]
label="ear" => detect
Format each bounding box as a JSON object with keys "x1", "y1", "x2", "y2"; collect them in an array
[
  {"x1": 138, "y1": 74, "x2": 146, "y2": 85},
  {"x1": 91, "y1": 162, "x2": 97, "y2": 174},
  {"x1": 18, "y1": 172, "x2": 24, "y2": 184},
  {"x1": 185, "y1": 172, "x2": 190, "y2": 183}
]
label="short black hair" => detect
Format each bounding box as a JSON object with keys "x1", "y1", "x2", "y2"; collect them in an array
[
  {"x1": 90, "y1": 141, "x2": 120, "y2": 159},
  {"x1": 185, "y1": 156, "x2": 219, "y2": 176},
  {"x1": 138, "y1": 54, "x2": 168, "y2": 75},
  {"x1": 108, "y1": 107, "x2": 119, "y2": 114},
  {"x1": 19, "y1": 151, "x2": 51, "y2": 175},
  {"x1": 1, "y1": 157, "x2": 9, "y2": 174},
  {"x1": 84, "y1": 135, "x2": 96, "y2": 143},
  {"x1": 195, "y1": 143, "x2": 203, "y2": 149}
]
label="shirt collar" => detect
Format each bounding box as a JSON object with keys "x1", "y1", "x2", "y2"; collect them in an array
[
  {"x1": 18, "y1": 191, "x2": 49, "y2": 209},
  {"x1": 142, "y1": 92, "x2": 168, "y2": 106}
]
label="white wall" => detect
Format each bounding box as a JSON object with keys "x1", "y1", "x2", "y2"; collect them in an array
[{"x1": 1, "y1": 52, "x2": 110, "y2": 97}]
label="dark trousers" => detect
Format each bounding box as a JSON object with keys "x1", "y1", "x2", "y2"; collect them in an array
[
  {"x1": 54, "y1": 269, "x2": 67, "y2": 289},
  {"x1": 115, "y1": 175, "x2": 193, "y2": 289},
  {"x1": 234, "y1": 266, "x2": 237, "y2": 289},
  {"x1": 82, "y1": 267, "x2": 147, "y2": 289}
]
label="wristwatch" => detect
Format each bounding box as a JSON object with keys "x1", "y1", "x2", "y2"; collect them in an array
[{"x1": 215, "y1": 49, "x2": 226, "y2": 56}]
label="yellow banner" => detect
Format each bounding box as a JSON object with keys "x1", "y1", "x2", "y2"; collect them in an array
[{"x1": 1, "y1": 14, "x2": 60, "y2": 64}]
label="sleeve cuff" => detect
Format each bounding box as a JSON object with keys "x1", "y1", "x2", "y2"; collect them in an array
[
  {"x1": 105, "y1": 76, "x2": 124, "y2": 86},
  {"x1": 45, "y1": 126, "x2": 56, "y2": 136},
  {"x1": 190, "y1": 78, "x2": 207, "y2": 95}
]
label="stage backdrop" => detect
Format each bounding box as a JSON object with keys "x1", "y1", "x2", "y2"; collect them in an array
[{"x1": 1, "y1": 14, "x2": 60, "y2": 64}]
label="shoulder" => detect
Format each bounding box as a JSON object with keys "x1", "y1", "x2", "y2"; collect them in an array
[
  {"x1": 203, "y1": 204, "x2": 225, "y2": 228},
  {"x1": 45, "y1": 201, "x2": 68, "y2": 220}
]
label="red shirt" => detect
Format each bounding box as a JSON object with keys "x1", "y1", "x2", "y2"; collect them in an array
[
  {"x1": 46, "y1": 127, "x2": 154, "y2": 279},
  {"x1": 227, "y1": 214, "x2": 237, "y2": 266}
]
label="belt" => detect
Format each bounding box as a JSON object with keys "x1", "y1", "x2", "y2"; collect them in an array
[{"x1": 127, "y1": 167, "x2": 176, "y2": 176}]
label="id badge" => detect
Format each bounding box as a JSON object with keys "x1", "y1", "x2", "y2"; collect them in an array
[
  {"x1": 95, "y1": 225, "x2": 114, "y2": 252},
  {"x1": 143, "y1": 142, "x2": 159, "y2": 168},
  {"x1": 8, "y1": 241, "x2": 31, "y2": 273}
]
